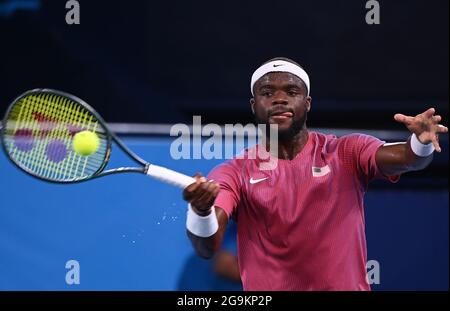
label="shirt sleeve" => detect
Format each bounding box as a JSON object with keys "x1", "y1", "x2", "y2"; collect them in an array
[
  {"x1": 341, "y1": 134, "x2": 400, "y2": 186},
  {"x1": 207, "y1": 161, "x2": 242, "y2": 219}
]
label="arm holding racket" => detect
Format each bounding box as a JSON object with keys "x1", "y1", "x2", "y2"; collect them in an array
[{"x1": 183, "y1": 174, "x2": 229, "y2": 259}]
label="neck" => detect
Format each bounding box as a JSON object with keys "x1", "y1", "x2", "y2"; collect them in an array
[{"x1": 265, "y1": 127, "x2": 309, "y2": 160}]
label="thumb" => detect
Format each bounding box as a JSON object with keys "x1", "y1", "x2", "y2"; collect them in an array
[
  {"x1": 193, "y1": 173, "x2": 207, "y2": 183},
  {"x1": 394, "y1": 113, "x2": 411, "y2": 124}
]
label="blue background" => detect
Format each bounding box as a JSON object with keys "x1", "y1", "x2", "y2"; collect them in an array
[{"x1": 0, "y1": 136, "x2": 447, "y2": 290}]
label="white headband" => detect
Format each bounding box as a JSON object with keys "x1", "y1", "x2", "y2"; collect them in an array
[{"x1": 250, "y1": 60, "x2": 310, "y2": 96}]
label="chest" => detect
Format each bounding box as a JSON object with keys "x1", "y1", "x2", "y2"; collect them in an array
[
  {"x1": 238, "y1": 157, "x2": 360, "y2": 221},
  {"x1": 242, "y1": 160, "x2": 334, "y2": 203}
]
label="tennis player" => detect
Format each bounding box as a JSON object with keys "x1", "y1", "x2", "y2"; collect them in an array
[{"x1": 183, "y1": 57, "x2": 448, "y2": 290}]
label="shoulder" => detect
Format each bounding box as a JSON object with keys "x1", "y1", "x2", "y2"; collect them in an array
[
  {"x1": 207, "y1": 151, "x2": 252, "y2": 180},
  {"x1": 330, "y1": 133, "x2": 386, "y2": 167},
  {"x1": 309, "y1": 131, "x2": 338, "y2": 144},
  {"x1": 313, "y1": 132, "x2": 380, "y2": 144},
  {"x1": 208, "y1": 160, "x2": 239, "y2": 176},
  {"x1": 207, "y1": 145, "x2": 263, "y2": 181},
  {"x1": 308, "y1": 131, "x2": 338, "y2": 151},
  {"x1": 310, "y1": 131, "x2": 385, "y2": 156},
  {"x1": 336, "y1": 133, "x2": 385, "y2": 149},
  {"x1": 309, "y1": 131, "x2": 383, "y2": 147}
]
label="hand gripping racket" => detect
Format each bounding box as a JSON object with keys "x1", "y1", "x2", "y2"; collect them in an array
[{"x1": 0, "y1": 89, "x2": 196, "y2": 188}]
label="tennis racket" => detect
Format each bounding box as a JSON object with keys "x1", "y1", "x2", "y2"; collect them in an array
[{"x1": 0, "y1": 89, "x2": 196, "y2": 188}]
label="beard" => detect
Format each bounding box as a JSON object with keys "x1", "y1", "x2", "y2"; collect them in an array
[{"x1": 254, "y1": 111, "x2": 307, "y2": 141}]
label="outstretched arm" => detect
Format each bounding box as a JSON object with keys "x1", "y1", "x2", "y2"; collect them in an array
[{"x1": 376, "y1": 108, "x2": 448, "y2": 176}]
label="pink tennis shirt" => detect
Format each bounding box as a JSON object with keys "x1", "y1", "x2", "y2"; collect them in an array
[{"x1": 208, "y1": 131, "x2": 399, "y2": 291}]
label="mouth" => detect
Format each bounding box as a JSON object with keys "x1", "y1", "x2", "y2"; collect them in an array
[{"x1": 269, "y1": 110, "x2": 294, "y2": 121}]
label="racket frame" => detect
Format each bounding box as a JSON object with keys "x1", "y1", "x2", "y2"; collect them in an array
[{"x1": 1, "y1": 88, "x2": 151, "y2": 183}]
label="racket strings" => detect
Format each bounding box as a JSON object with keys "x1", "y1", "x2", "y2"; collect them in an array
[{"x1": 3, "y1": 92, "x2": 109, "y2": 181}]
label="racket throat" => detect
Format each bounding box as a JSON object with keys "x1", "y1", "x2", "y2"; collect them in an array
[{"x1": 144, "y1": 163, "x2": 150, "y2": 174}]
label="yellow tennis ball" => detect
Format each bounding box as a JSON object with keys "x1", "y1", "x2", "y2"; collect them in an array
[{"x1": 72, "y1": 131, "x2": 100, "y2": 156}]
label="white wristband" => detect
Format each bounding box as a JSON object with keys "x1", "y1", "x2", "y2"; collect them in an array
[
  {"x1": 186, "y1": 204, "x2": 218, "y2": 238},
  {"x1": 410, "y1": 133, "x2": 435, "y2": 157}
]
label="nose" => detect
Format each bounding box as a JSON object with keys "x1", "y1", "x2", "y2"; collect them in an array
[{"x1": 271, "y1": 90, "x2": 288, "y2": 106}]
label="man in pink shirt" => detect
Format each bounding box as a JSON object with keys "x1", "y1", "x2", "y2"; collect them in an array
[{"x1": 182, "y1": 57, "x2": 448, "y2": 291}]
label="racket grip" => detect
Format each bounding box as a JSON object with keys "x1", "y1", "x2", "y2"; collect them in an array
[{"x1": 146, "y1": 164, "x2": 196, "y2": 189}]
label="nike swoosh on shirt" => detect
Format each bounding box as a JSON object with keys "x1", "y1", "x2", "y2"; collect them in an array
[
  {"x1": 250, "y1": 177, "x2": 269, "y2": 184},
  {"x1": 312, "y1": 165, "x2": 331, "y2": 177}
]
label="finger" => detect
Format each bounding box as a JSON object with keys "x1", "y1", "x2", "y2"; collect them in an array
[
  {"x1": 188, "y1": 174, "x2": 202, "y2": 188},
  {"x1": 183, "y1": 174, "x2": 203, "y2": 200},
  {"x1": 191, "y1": 191, "x2": 215, "y2": 210},
  {"x1": 394, "y1": 113, "x2": 413, "y2": 125},
  {"x1": 212, "y1": 183, "x2": 220, "y2": 197},
  {"x1": 192, "y1": 182, "x2": 217, "y2": 207},
  {"x1": 199, "y1": 182, "x2": 220, "y2": 205},
  {"x1": 183, "y1": 183, "x2": 201, "y2": 201},
  {"x1": 432, "y1": 138, "x2": 441, "y2": 153},
  {"x1": 432, "y1": 115, "x2": 442, "y2": 123},
  {"x1": 437, "y1": 124, "x2": 449, "y2": 133},
  {"x1": 190, "y1": 179, "x2": 209, "y2": 200},
  {"x1": 201, "y1": 182, "x2": 220, "y2": 204},
  {"x1": 184, "y1": 178, "x2": 201, "y2": 192},
  {"x1": 187, "y1": 173, "x2": 203, "y2": 188},
  {"x1": 423, "y1": 107, "x2": 435, "y2": 118},
  {"x1": 208, "y1": 183, "x2": 221, "y2": 203},
  {"x1": 194, "y1": 173, "x2": 208, "y2": 184},
  {"x1": 191, "y1": 192, "x2": 218, "y2": 214},
  {"x1": 430, "y1": 132, "x2": 441, "y2": 153}
]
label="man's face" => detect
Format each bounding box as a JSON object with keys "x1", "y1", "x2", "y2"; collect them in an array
[{"x1": 251, "y1": 72, "x2": 311, "y2": 140}]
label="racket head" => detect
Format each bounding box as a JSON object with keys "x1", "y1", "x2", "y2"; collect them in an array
[{"x1": 1, "y1": 89, "x2": 112, "y2": 183}]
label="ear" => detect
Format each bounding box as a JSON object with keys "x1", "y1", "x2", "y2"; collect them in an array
[
  {"x1": 305, "y1": 96, "x2": 312, "y2": 112},
  {"x1": 250, "y1": 98, "x2": 256, "y2": 114}
]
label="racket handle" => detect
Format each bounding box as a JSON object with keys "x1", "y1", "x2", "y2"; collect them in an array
[{"x1": 146, "y1": 164, "x2": 196, "y2": 189}]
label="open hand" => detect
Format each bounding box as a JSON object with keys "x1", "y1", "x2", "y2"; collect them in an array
[{"x1": 394, "y1": 108, "x2": 448, "y2": 152}]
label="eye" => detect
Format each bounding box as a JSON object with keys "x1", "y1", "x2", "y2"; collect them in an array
[
  {"x1": 262, "y1": 91, "x2": 273, "y2": 97},
  {"x1": 288, "y1": 90, "x2": 299, "y2": 96}
]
